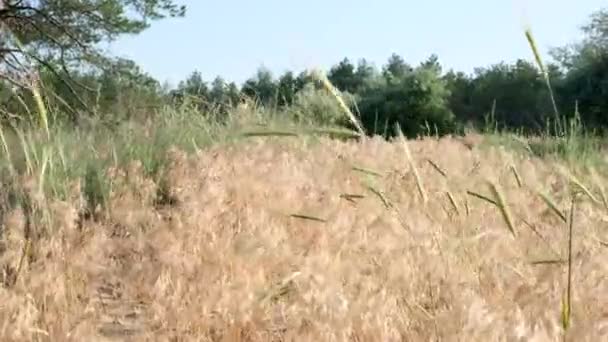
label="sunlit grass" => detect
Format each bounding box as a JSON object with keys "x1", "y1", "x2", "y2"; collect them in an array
[{"x1": 0, "y1": 14, "x2": 605, "y2": 341}]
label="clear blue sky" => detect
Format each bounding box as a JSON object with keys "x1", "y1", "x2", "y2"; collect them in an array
[{"x1": 108, "y1": 0, "x2": 605, "y2": 87}]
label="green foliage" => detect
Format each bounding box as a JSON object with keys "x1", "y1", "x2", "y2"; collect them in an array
[
  {"x1": 286, "y1": 83, "x2": 356, "y2": 127},
  {"x1": 1, "y1": 0, "x2": 185, "y2": 71},
  {"x1": 357, "y1": 55, "x2": 456, "y2": 138},
  {"x1": 0, "y1": 57, "x2": 166, "y2": 125},
  {"x1": 277, "y1": 71, "x2": 298, "y2": 107},
  {"x1": 383, "y1": 53, "x2": 413, "y2": 79},
  {"x1": 4, "y1": 2, "x2": 608, "y2": 147},
  {"x1": 443, "y1": 70, "x2": 474, "y2": 123},
  {"x1": 0, "y1": 104, "x2": 234, "y2": 217},
  {"x1": 327, "y1": 58, "x2": 375, "y2": 94},
  {"x1": 83, "y1": 162, "x2": 108, "y2": 219},
  {"x1": 209, "y1": 76, "x2": 227, "y2": 104},
  {"x1": 241, "y1": 67, "x2": 278, "y2": 107},
  {"x1": 175, "y1": 71, "x2": 209, "y2": 107},
  {"x1": 550, "y1": 8, "x2": 608, "y2": 131},
  {"x1": 327, "y1": 58, "x2": 358, "y2": 94},
  {"x1": 457, "y1": 60, "x2": 558, "y2": 132},
  {"x1": 0, "y1": 0, "x2": 185, "y2": 124}
]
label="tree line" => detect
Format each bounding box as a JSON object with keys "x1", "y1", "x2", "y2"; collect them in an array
[{"x1": 1, "y1": 1, "x2": 607, "y2": 138}]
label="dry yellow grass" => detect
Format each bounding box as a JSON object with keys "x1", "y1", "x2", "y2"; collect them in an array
[{"x1": 1, "y1": 135, "x2": 608, "y2": 341}]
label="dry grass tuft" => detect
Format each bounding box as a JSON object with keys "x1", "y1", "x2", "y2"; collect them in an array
[{"x1": 0, "y1": 135, "x2": 607, "y2": 340}]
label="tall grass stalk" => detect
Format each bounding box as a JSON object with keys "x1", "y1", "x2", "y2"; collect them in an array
[
  {"x1": 524, "y1": 26, "x2": 562, "y2": 135},
  {"x1": 13, "y1": 239, "x2": 31, "y2": 287},
  {"x1": 310, "y1": 69, "x2": 365, "y2": 136},
  {"x1": 555, "y1": 165, "x2": 601, "y2": 205},
  {"x1": 290, "y1": 214, "x2": 327, "y2": 223},
  {"x1": 466, "y1": 190, "x2": 497, "y2": 206},
  {"x1": 487, "y1": 180, "x2": 517, "y2": 237},
  {"x1": 366, "y1": 184, "x2": 392, "y2": 209},
  {"x1": 0, "y1": 125, "x2": 15, "y2": 176},
  {"x1": 31, "y1": 82, "x2": 50, "y2": 140},
  {"x1": 351, "y1": 165, "x2": 383, "y2": 178},
  {"x1": 537, "y1": 190, "x2": 567, "y2": 223},
  {"x1": 562, "y1": 195, "x2": 576, "y2": 333},
  {"x1": 9, "y1": 34, "x2": 51, "y2": 139},
  {"x1": 446, "y1": 191, "x2": 461, "y2": 216},
  {"x1": 510, "y1": 164, "x2": 523, "y2": 188},
  {"x1": 588, "y1": 167, "x2": 608, "y2": 211},
  {"x1": 427, "y1": 158, "x2": 447, "y2": 178},
  {"x1": 14, "y1": 126, "x2": 33, "y2": 175},
  {"x1": 395, "y1": 124, "x2": 427, "y2": 203}
]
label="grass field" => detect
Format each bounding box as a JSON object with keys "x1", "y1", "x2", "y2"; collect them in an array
[
  {"x1": 1, "y1": 108, "x2": 607, "y2": 340},
  {"x1": 1, "y1": 27, "x2": 607, "y2": 338}
]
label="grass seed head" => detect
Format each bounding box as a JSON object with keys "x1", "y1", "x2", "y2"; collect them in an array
[{"x1": 487, "y1": 180, "x2": 517, "y2": 237}]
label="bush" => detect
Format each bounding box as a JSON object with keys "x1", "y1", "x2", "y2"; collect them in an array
[
  {"x1": 286, "y1": 83, "x2": 357, "y2": 127},
  {"x1": 357, "y1": 62, "x2": 456, "y2": 138}
]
